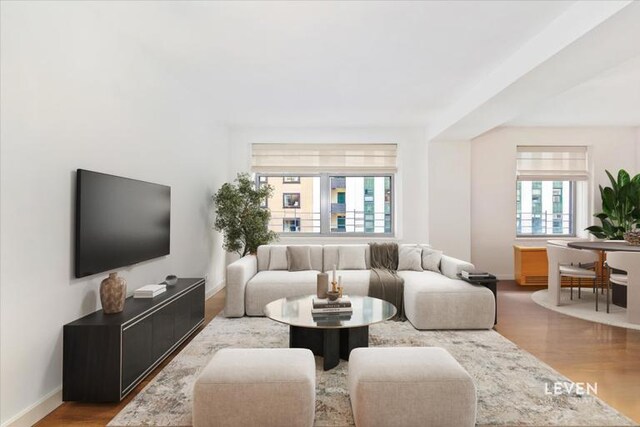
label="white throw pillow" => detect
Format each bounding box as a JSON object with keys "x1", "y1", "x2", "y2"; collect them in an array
[
  {"x1": 421, "y1": 246, "x2": 443, "y2": 272},
  {"x1": 338, "y1": 246, "x2": 367, "y2": 270},
  {"x1": 398, "y1": 246, "x2": 423, "y2": 271},
  {"x1": 268, "y1": 246, "x2": 288, "y2": 270}
]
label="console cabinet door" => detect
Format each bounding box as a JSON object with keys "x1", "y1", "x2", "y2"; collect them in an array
[
  {"x1": 152, "y1": 303, "x2": 175, "y2": 360},
  {"x1": 121, "y1": 316, "x2": 153, "y2": 393},
  {"x1": 173, "y1": 292, "x2": 192, "y2": 340},
  {"x1": 190, "y1": 284, "x2": 205, "y2": 328}
]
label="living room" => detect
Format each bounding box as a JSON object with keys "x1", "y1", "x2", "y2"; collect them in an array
[{"x1": 1, "y1": 1, "x2": 640, "y2": 426}]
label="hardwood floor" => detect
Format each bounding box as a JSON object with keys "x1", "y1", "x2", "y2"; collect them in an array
[
  {"x1": 38, "y1": 282, "x2": 640, "y2": 426},
  {"x1": 495, "y1": 281, "x2": 640, "y2": 424}
]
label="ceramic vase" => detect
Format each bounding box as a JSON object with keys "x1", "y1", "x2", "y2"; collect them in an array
[
  {"x1": 100, "y1": 272, "x2": 127, "y2": 314},
  {"x1": 317, "y1": 273, "x2": 328, "y2": 298}
]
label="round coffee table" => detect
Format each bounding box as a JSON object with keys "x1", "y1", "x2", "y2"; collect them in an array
[{"x1": 264, "y1": 295, "x2": 396, "y2": 370}]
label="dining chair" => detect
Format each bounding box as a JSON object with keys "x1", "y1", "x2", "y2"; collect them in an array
[
  {"x1": 605, "y1": 251, "x2": 640, "y2": 323},
  {"x1": 546, "y1": 243, "x2": 598, "y2": 305}
]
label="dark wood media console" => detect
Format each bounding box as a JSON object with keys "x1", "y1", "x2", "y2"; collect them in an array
[{"x1": 63, "y1": 278, "x2": 205, "y2": 402}]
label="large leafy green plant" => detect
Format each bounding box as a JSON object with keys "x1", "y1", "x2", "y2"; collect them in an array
[
  {"x1": 586, "y1": 169, "x2": 640, "y2": 239},
  {"x1": 213, "y1": 173, "x2": 278, "y2": 256}
]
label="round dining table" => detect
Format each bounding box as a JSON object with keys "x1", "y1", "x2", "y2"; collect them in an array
[{"x1": 565, "y1": 240, "x2": 640, "y2": 323}]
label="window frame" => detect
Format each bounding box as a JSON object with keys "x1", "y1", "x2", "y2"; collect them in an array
[
  {"x1": 282, "y1": 192, "x2": 301, "y2": 209},
  {"x1": 256, "y1": 173, "x2": 395, "y2": 237},
  {"x1": 282, "y1": 217, "x2": 301, "y2": 232},
  {"x1": 515, "y1": 180, "x2": 577, "y2": 238},
  {"x1": 282, "y1": 176, "x2": 301, "y2": 184}
]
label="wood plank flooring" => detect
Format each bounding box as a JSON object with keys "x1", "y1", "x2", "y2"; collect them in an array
[{"x1": 38, "y1": 281, "x2": 640, "y2": 426}]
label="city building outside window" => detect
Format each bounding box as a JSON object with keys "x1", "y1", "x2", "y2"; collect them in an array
[
  {"x1": 516, "y1": 180, "x2": 575, "y2": 236},
  {"x1": 283, "y1": 218, "x2": 301, "y2": 232},
  {"x1": 282, "y1": 193, "x2": 300, "y2": 208},
  {"x1": 257, "y1": 174, "x2": 393, "y2": 235}
]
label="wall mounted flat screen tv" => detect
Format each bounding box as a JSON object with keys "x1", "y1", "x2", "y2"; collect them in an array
[{"x1": 75, "y1": 169, "x2": 171, "y2": 278}]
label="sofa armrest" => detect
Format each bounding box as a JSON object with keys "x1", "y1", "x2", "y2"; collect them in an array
[
  {"x1": 224, "y1": 255, "x2": 258, "y2": 317},
  {"x1": 440, "y1": 255, "x2": 475, "y2": 280}
]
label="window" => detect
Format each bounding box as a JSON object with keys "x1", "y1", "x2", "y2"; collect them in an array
[
  {"x1": 283, "y1": 218, "x2": 300, "y2": 232},
  {"x1": 252, "y1": 143, "x2": 396, "y2": 236},
  {"x1": 283, "y1": 193, "x2": 300, "y2": 208},
  {"x1": 516, "y1": 181, "x2": 575, "y2": 236},
  {"x1": 515, "y1": 146, "x2": 588, "y2": 237},
  {"x1": 257, "y1": 174, "x2": 393, "y2": 235}
]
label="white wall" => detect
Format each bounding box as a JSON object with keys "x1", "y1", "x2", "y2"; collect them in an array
[
  {"x1": 427, "y1": 140, "x2": 471, "y2": 260},
  {"x1": 637, "y1": 128, "x2": 640, "y2": 170},
  {"x1": 227, "y1": 127, "x2": 430, "y2": 245},
  {"x1": 0, "y1": 3, "x2": 228, "y2": 425},
  {"x1": 470, "y1": 126, "x2": 639, "y2": 279}
]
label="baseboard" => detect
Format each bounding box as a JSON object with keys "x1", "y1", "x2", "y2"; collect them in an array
[
  {"x1": 1, "y1": 387, "x2": 62, "y2": 427},
  {"x1": 206, "y1": 280, "x2": 225, "y2": 300}
]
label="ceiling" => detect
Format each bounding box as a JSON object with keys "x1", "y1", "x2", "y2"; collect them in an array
[
  {"x1": 88, "y1": 0, "x2": 577, "y2": 127},
  {"x1": 509, "y1": 55, "x2": 640, "y2": 127},
  {"x1": 5, "y1": 0, "x2": 639, "y2": 135}
]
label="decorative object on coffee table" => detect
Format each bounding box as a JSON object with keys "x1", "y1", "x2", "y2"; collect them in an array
[
  {"x1": 317, "y1": 273, "x2": 328, "y2": 298},
  {"x1": 99, "y1": 272, "x2": 126, "y2": 314},
  {"x1": 326, "y1": 291, "x2": 340, "y2": 301}
]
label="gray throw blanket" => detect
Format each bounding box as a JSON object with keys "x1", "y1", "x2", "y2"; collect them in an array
[{"x1": 369, "y1": 243, "x2": 405, "y2": 321}]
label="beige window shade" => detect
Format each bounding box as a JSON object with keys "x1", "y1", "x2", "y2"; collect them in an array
[
  {"x1": 516, "y1": 146, "x2": 589, "y2": 181},
  {"x1": 251, "y1": 143, "x2": 397, "y2": 173}
]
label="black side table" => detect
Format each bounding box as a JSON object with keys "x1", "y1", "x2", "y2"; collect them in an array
[{"x1": 458, "y1": 274, "x2": 498, "y2": 325}]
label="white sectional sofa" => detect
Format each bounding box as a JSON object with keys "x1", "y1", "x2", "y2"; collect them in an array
[{"x1": 225, "y1": 244, "x2": 495, "y2": 330}]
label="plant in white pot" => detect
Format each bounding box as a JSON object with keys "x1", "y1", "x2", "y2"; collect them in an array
[{"x1": 586, "y1": 169, "x2": 640, "y2": 244}]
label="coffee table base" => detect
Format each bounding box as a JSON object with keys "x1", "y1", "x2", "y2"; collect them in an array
[{"x1": 289, "y1": 325, "x2": 369, "y2": 370}]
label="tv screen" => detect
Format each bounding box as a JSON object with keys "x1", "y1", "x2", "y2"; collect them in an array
[{"x1": 75, "y1": 169, "x2": 171, "y2": 278}]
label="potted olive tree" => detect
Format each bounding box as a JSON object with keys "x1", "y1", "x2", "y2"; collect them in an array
[
  {"x1": 586, "y1": 169, "x2": 640, "y2": 243},
  {"x1": 213, "y1": 173, "x2": 278, "y2": 256}
]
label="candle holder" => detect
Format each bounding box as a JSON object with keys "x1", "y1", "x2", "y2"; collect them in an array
[{"x1": 331, "y1": 281, "x2": 338, "y2": 293}]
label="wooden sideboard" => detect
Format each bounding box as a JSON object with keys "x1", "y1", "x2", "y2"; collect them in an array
[{"x1": 63, "y1": 278, "x2": 205, "y2": 402}]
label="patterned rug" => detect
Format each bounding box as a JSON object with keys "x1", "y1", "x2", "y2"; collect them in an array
[{"x1": 109, "y1": 316, "x2": 634, "y2": 426}]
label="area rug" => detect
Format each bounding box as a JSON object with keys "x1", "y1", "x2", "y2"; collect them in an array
[
  {"x1": 532, "y1": 288, "x2": 640, "y2": 331},
  {"x1": 108, "y1": 316, "x2": 634, "y2": 427}
]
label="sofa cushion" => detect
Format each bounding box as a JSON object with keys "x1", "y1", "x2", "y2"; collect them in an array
[
  {"x1": 257, "y1": 245, "x2": 323, "y2": 272},
  {"x1": 324, "y1": 245, "x2": 370, "y2": 271},
  {"x1": 287, "y1": 246, "x2": 312, "y2": 271},
  {"x1": 398, "y1": 246, "x2": 423, "y2": 271},
  {"x1": 338, "y1": 246, "x2": 367, "y2": 270},
  {"x1": 268, "y1": 246, "x2": 288, "y2": 270},
  {"x1": 421, "y1": 246, "x2": 442, "y2": 272},
  {"x1": 245, "y1": 270, "x2": 320, "y2": 316}
]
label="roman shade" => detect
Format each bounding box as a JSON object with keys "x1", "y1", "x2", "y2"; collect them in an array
[
  {"x1": 516, "y1": 146, "x2": 589, "y2": 181},
  {"x1": 251, "y1": 143, "x2": 397, "y2": 173}
]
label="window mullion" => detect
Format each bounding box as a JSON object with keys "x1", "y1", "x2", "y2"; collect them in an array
[{"x1": 320, "y1": 173, "x2": 330, "y2": 234}]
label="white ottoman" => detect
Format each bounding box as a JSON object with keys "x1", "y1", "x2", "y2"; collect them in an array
[
  {"x1": 193, "y1": 348, "x2": 316, "y2": 427},
  {"x1": 348, "y1": 347, "x2": 476, "y2": 427}
]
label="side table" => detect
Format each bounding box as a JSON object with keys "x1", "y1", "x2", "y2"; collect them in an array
[{"x1": 458, "y1": 274, "x2": 498, "y2": 325}]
